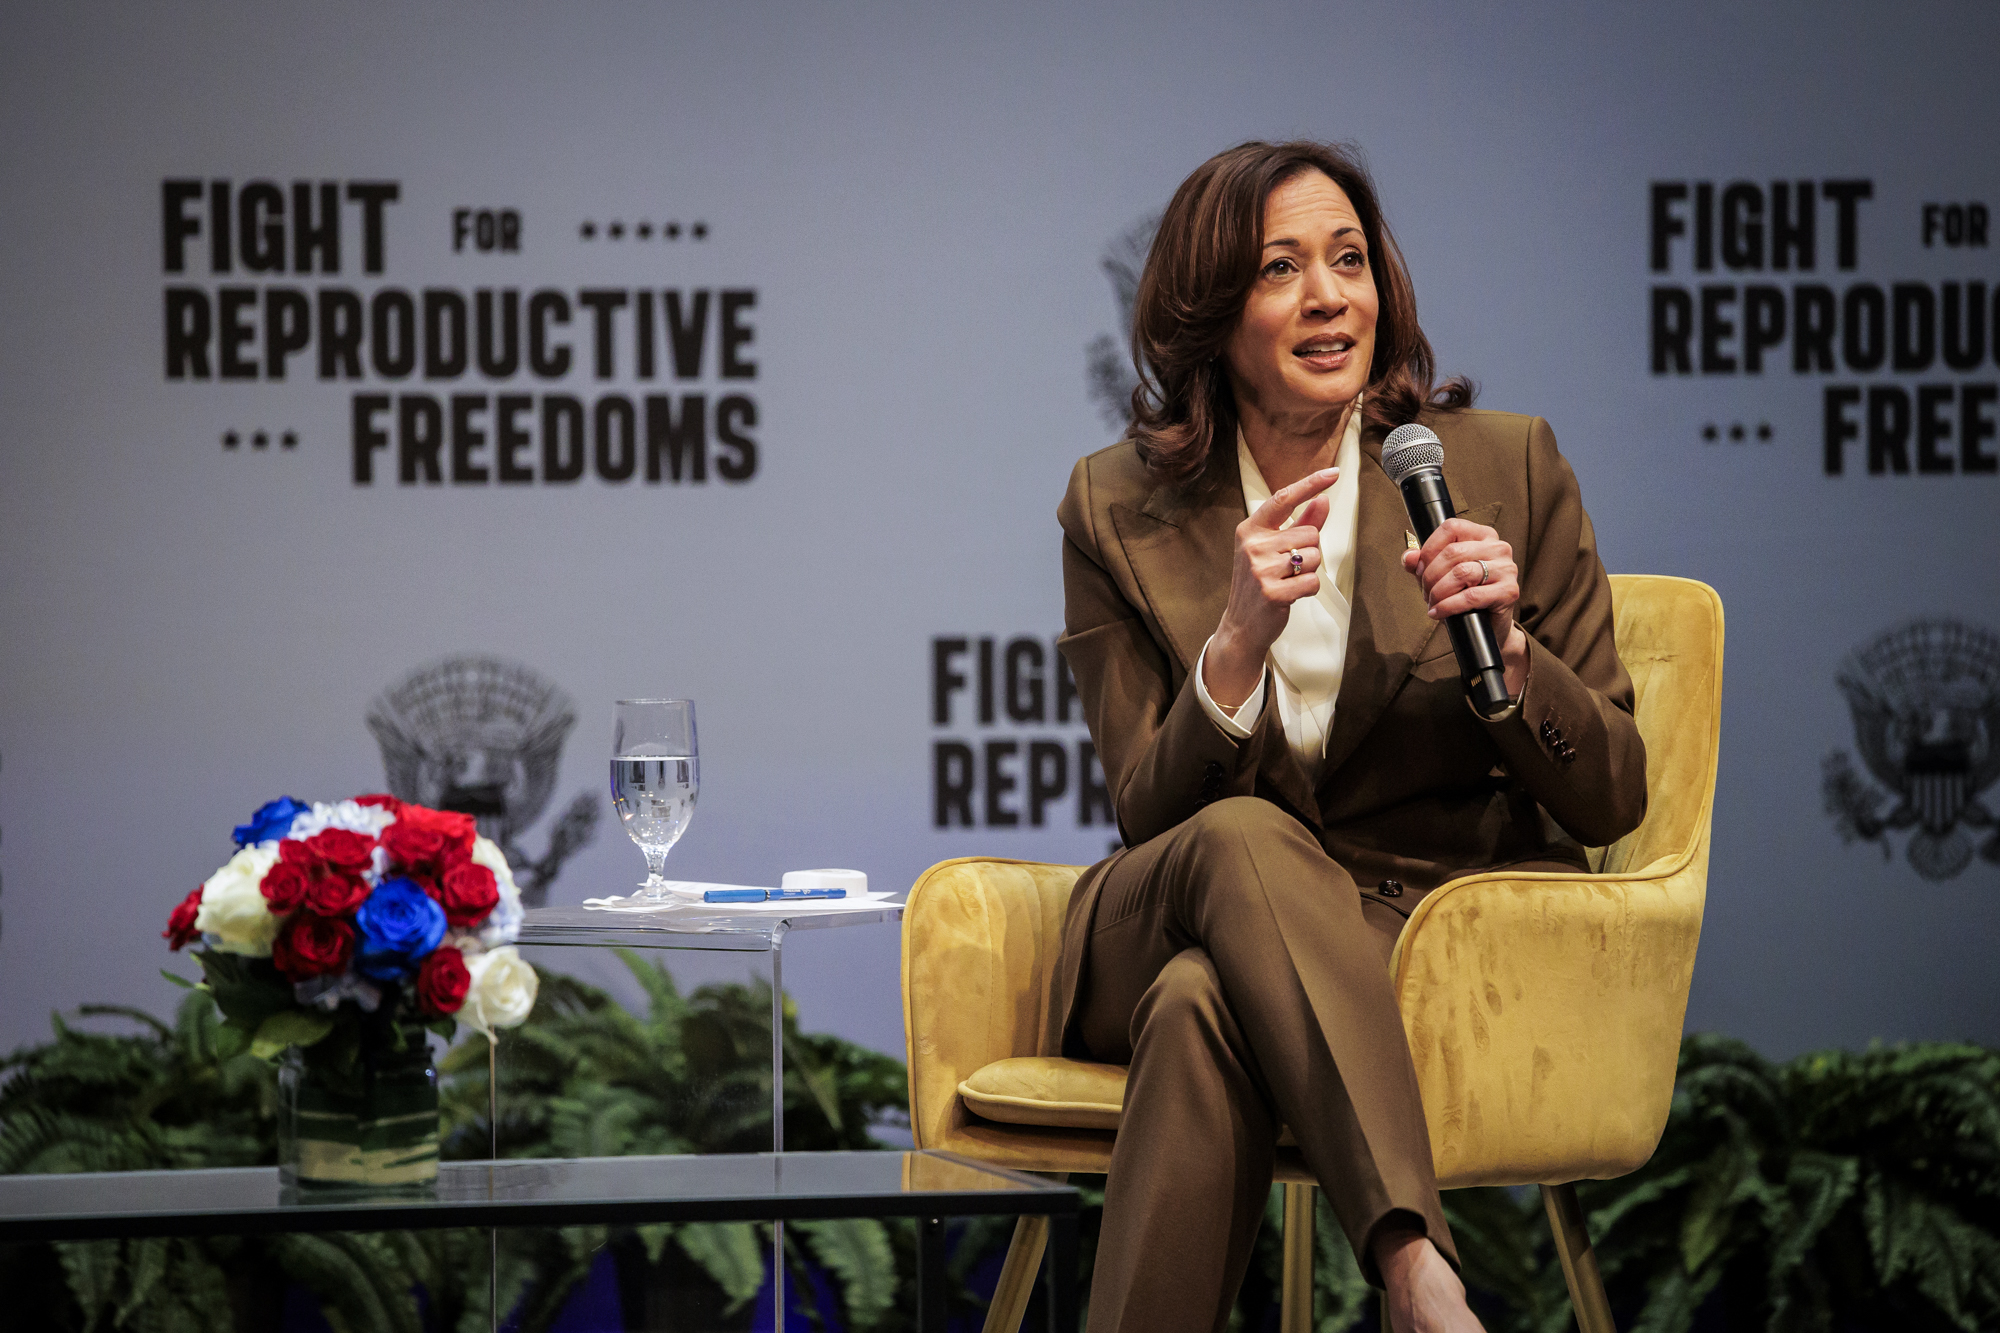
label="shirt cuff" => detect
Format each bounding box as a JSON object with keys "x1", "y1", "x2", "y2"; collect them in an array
[{"x1": 1194, "y1": 635, "x2": 1265, "y2": 739}]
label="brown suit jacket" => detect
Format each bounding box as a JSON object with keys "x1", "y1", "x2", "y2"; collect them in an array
[{"x1": 1051, "y1": 408, "x2": 1648, "y2": 1048}]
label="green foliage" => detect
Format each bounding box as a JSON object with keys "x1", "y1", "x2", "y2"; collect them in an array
[
  {"x1": 438, "y1": 949, "x2": 906, "y2": 1161},
  {"x1": 436, "y1": 950, "x2": 963, "y2": 1330},
  {"x1": 191, "y1": 950, "x2": 455, "y2": 1096},
  {"x1": 1, "y1": 954, "x2": 920, "y2": 1331},
  {"x1": 1570, "y1": 1035, "x2": 2000, "y2": 1333},
  {"x1": 191, "y1": 953, "x2": 296, "y2": 1048},
  {"x1": 1166, "y1": 1036, "x2": 2000, "y2": 1333},
  {"x1": 248, "y1": 1009, "x2": 336, "y2": 1061},
  {"x1": 796, "y1": 1218, "x2": 900, "y2": 1327},
  {"x1": 0, "y1": 990, "x2": 281, "y2": 1332},
  {"x1": 0, "y1": 991, "x2": 275, "y2": 1176},
  {"x1": 1441, "y1": 1186, "x2": 1569, "y2": 1332}
]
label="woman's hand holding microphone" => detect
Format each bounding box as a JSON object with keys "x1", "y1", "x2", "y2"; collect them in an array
[
  {"x1": 1202, "y1": 466, "x2": 1342, "y2": 711},
  {"x1": 1401, "y1": 517, "x2": 1530, "y2": 698}
]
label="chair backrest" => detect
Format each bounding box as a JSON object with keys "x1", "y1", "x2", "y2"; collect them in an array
[{"x1": 1592, "y1": 575, "x2": 1727, "y2": 878}]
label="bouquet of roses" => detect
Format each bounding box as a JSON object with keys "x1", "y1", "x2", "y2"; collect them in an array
[{"x1": 166, "y1": 794, "x2": 538, "y2": 1064}]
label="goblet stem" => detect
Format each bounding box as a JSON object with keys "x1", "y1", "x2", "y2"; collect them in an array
[{"x1": 640, "y1": 846, "x2": 670, "y2": 899}]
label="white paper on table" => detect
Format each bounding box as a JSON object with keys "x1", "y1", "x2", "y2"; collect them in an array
[{"x1": 580, "y1": 881, "x2": 900, "y2": 915}]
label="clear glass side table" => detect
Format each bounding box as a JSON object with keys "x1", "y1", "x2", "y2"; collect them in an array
[{"x1": 514, "y1": 895, "x2": 906, "y2": 1325}]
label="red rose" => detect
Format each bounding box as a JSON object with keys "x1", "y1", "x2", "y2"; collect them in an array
[
  {"x1": 381, "y1": 821, "x2": 448, "y2": 870},
  {"x1": 354, "y1": 793, "x2": 402, "y2": 812},
  {"x1": 395, "y1": 804, "x2": 477, "y2": 856},
  {"x1": 271, "y1": 913, "x2": 355, "y2": 981},
  {"x1": 304, "y1": 828, "x2": 375, "y2": 872},
  {"x1": 278, "y1": 840, "x2": 370, "y2": 917},
  {"x1": 260, "y1": 858, "x2": 310, "y2": 913},
  {"x1": 415, "y1": 945, "x2": 470, "y2": 1014},
  {"x1": 164, "y1": 887, "x2": 204, "y2": 950},
  {"x1": 303, "y1": 869, "x2": 370, "y2": 917},
  {"x1": 433, "y1": 860, "x2": 500, "y2": 928}
]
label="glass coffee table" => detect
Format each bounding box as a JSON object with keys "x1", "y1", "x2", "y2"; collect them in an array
[{"x1": 0, "y1": 1149, "x2": 1079, "y2": 1331}]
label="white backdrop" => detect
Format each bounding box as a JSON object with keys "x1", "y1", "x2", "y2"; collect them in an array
[{"x1": 3, "y1": 1, "x2": 1998, "y2": 1062}]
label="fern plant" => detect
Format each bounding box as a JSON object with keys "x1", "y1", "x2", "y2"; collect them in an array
[
  {"x1": 1163, "y1": 1038, "x2": 2000, "y2": 1333},
  {"x1": 1571, "y1": 1034, "x2": 2000, "y2": 1333},
  {"x1": 0, "y1": 990, "x2": 279, "y2": 1333}
]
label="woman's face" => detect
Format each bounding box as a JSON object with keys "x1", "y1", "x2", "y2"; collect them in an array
[{"x1": 1222, "y1": 170, "x2": 1379, "y2": 430}]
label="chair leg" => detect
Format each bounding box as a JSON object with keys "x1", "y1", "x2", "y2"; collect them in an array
[
  {"x1": 1541, "y1": 1182, "x2": 1617, "y2": 1333},
  {"x1": 1280, "y1": 1182, "x2": 1314, "y2": 1333},
  {"x1": 983, "y1": 1172, "x2": 1069, "y2": 1333},
  {"x1": 983, "y1": 1216, "x2": 1048, "y2": 1333}
]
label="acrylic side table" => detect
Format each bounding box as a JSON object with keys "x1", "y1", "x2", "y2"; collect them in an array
[{"x1": 515, "y1": 894, "x2": 905, "y2": 1327}]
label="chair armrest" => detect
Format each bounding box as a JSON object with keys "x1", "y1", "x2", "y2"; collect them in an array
[
  {"x1": 1389, "y1": 853, "x2": 1707, "y2": 1188},
  {"x1": 901, "y1": 859, "x2": 1084, "y2": 1153}
]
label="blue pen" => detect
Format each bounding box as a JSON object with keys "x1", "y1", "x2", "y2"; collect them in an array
[{"x1": 702, "y1": 888, "x2": 848, "y2": 903}]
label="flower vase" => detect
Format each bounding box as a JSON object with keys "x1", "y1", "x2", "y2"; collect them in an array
[{"x1": 278, "y1": 1027, "x2": 440, "y2": 1194}]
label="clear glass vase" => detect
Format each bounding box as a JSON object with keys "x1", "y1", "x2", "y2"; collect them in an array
[{"x1": 277, "y1": 1024, "x2": 440, "y2": 1195}]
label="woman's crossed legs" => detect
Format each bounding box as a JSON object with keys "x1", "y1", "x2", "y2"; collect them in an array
[{"x1": 1074, "y1": 797, "x2": 1477, "y2": 1332}]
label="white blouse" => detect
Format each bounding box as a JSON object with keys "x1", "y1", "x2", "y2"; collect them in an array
[{"x1": 1193, "y1": 404, "x2": 1364, "y2": 781}]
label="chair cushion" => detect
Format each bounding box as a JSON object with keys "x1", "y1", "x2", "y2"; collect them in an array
[
  {"x1": 959, "y1": 1057, "x2": 1298, "y2": 1146},
  {"x1": 960, "y1": 1057, "x2": 1127, "y2": 1130}
]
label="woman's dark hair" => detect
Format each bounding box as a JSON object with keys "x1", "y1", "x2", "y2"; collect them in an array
[{"x1": 1127, "y1": 139, "x2": 1473, "y2": 485}]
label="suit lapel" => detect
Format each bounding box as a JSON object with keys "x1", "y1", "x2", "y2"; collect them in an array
[
  {"x1": 1319, "y1": 427, "x2": 1437, "y2": 787},
  {"x1": 1319, "y1": 429, "x2": 1505, "y2": 796},
  {"x1": 1109, "y1": 448, "x2": 1320, "y2": 825},
  {"x1": 1110, "y1": 456, "x2": 1243, "y2": 680}
]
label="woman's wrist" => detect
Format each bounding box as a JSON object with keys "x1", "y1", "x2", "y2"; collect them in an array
[
  {"x1": 1203, "y1": 625, "x2": 1266, "y2": 709},
  {"x1": 1501, "y1": 623, "x2": 1530, "y2": 698}
]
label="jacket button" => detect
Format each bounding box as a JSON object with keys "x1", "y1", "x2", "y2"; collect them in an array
[
  {"x1": 1377, "y1": 879, "x2": 1403, "y2": 897},
  {"x1": 1540, "y1": 720, "x2": 1556, "y2": 741},
  {"x1": 1199, "y1": 760, "x2": 1225, "y2": 804}
]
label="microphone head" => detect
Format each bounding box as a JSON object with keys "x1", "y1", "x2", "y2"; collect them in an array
[{"x1": 1381, "y1": 423, "x2": 1444, "y2": 485}]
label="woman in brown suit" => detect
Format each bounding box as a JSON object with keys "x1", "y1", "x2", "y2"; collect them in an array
[{"x1": 1054, "y1": 141, "x2": 1648, "y2": 1332}]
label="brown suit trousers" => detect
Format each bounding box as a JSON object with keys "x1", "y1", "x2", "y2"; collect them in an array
[{"x1": 1053, "y1": 410, "x2": 1647, "y2": 1332}]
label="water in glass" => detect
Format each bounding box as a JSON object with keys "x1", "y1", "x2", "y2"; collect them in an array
[{"x1": 611, "y1": 699, "x2": 698, "y2": 900}]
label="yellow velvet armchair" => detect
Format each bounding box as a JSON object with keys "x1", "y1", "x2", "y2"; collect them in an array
[{"x1": 901, "y1": 574, "x2": 1724, "y2": 1333}]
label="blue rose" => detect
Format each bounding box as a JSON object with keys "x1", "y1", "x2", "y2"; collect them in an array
[
  {"x1": 233, "y1": 796, "x2": 310, "y2": 847},
  {"x1": 354, "y1": 878, "x2": 448, "y2": 981}
]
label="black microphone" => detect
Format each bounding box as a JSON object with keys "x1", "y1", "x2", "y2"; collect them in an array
[{"x1": 1380, "y1": 423, "x2": 1513, "y2": 719}]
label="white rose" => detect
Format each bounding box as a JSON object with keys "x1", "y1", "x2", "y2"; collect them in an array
[
  {"x1": 281, "y1": 802, "x2": 336, "y2": 840},
  {"x1": 287, "y1": 798, "x2": 397, "y2": 841},
  {"x1": 192, "y1": 844, "x2": 282, "y2": 955},
  {"x1": 339, "y1": 799, "x2": 398, "y2": 836},
  {"x1": 471, "y1": 836, "x2": 524, "y2": 945},
  {"x1": 461, "y1": 945, "x2": 538, "y2": 1038}
]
